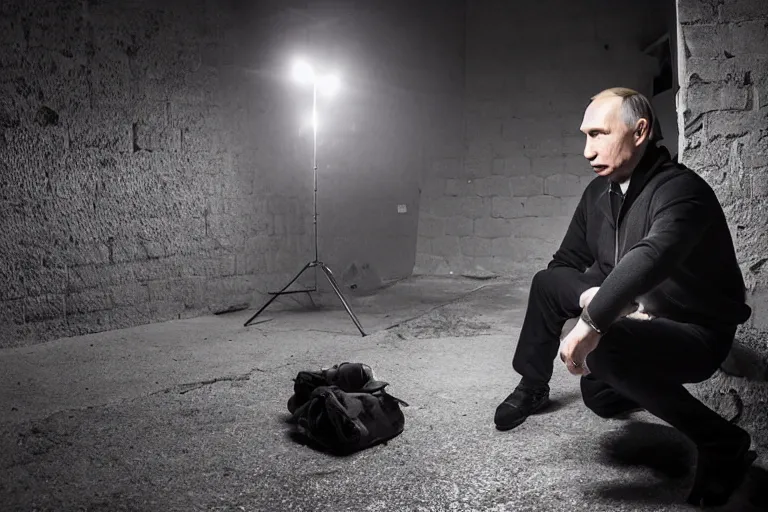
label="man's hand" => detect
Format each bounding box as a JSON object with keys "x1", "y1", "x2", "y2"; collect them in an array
[
  {"x1": 579, "y1": 287, "x2": 600, "y2": 308},
  {"x1": 580, "y1": 286, "x2": 654, "y2": 320},
  {"x1": 559, "y1": 318, "x2": 601, "y2": 376}
]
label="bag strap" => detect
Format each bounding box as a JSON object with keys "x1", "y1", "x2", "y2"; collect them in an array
[{"x1": 377, "y1": 389, "x2": 409, "y2": 407}]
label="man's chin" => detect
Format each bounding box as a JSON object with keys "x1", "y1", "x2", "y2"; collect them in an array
[{"x1": 592, "y1": 167, "x2": 611, "y2": 177}]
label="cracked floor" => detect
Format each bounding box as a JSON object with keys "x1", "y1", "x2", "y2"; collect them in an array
[{"x1": 1, "y1": 275, "x2": 767, "y2": 511}]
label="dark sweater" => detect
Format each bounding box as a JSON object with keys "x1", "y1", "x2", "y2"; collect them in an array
[{"x1": 549, "y1": 145, "x2": 751, "y2": 333}]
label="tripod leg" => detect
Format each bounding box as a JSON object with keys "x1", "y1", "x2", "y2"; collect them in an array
[
  {"x1": 318, "y1": 263, "x2": 367, "y2": 337},
  {"x1": 244, "y1": 262, "x2": 313, "y2": 327}
]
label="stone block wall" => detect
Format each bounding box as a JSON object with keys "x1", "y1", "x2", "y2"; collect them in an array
[
  {"x1": 0, "y1": 0, "x2": 465, "y2": 347},
  {"x1": 415, "y1": 0, "x2": 673, "y2": 276},
  {"x1": 677, "y1": 0, "x2": 768, "y2": 449}
]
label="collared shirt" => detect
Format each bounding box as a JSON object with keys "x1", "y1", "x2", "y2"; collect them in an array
[{"x1": 619, "y1": 177, "x2": 630, "y2": 195}]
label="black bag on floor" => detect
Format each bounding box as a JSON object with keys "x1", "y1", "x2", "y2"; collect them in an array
[
  {"x1": 287, "y1": 362, "x2": 389, "y2": 414},
  {"x1": 288, "y1": 384, "x2": 408, "y2": 455}
]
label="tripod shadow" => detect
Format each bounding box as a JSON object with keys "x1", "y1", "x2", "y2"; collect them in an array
[{"x1": 592, "y1": 421, "x2": 768, "y2": 510}]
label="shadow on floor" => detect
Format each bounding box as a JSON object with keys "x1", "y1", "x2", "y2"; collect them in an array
[
  {"x1": 599, "y1": 421, "x2": 695, "y2": 479},
  {"x1": 284, "y1": 431, "x2": 352, "y2": 457},
  {"x1": 540, "y1": 391, "x2": 583, "y2": 415},
  {"x1": 592, "y1": 421, "x2": 768, "y2": 510}
]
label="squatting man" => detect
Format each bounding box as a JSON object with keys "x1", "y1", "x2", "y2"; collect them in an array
[{"x1": 494, "y1": 87, "x2": 756, "y2": 507}]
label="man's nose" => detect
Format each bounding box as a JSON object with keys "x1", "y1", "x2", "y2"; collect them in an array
[{"x1": 584, "y1": 140, "x2": 596, "y2": 161}]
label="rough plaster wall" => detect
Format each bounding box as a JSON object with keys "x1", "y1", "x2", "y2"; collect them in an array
[
  {"x1": 676, "y1": 0, "x2": 768, "y2": 449},
  {"x1": 415, "y1": 0, "x2": 671, "y2": 277},
  {"x1": 0, "y1": 0, "x2": 308, "y2": 348},
  {"x1": 0, "y1": 0, "x2": 463, "y2": 347}
]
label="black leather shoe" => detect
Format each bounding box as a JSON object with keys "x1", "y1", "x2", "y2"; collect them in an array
[
  {"x1": 494, "y1": 383, "x2": 550, "y2": 431},
  {"x1": 687, "y1": 428, "x2": 757, "y2": 507}
]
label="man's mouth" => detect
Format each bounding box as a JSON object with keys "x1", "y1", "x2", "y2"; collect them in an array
[{"x1": 592, "y1": 165, "x2": 608, "y2": 172}]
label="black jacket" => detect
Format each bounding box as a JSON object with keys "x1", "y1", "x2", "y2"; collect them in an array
[{"x1": 549, "y1": 145, "x2": 751, "y2": 332}]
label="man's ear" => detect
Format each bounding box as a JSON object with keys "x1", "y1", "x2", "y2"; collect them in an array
[{"x1": 634, "y1": 119, "x2": 649, "y2": 145}]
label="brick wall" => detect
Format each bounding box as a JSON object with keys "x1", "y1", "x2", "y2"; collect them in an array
[
  {"x1": 415, "y1": 0, "x2": 673, "y2": 277},
  {"x1": 677, "y1": 0, "x2": 768, "y2": 449},
  {"x1": 0, "y1": 0, "x2": 464, "y2": 347}
]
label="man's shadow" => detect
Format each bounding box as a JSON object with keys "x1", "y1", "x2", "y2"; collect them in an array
[{"x1": 593, "y1": 421, "x2": 768, "y2": 511}]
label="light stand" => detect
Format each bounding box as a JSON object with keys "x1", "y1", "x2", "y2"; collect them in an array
[{"x1": 244, "y1": 61, "x2": 366, "y2": 336}]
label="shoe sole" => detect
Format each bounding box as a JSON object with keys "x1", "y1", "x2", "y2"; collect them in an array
[{"x1": 495, "y1": 397, "x2": 551, "y2": 431}]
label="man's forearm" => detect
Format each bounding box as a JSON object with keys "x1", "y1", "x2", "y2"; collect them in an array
[
  {"x1": 580, "y1": 295, "x2": 651, "y2": 334},
  {"x1": 586, "y1": 187, "x2": 711, "y2": 331}
]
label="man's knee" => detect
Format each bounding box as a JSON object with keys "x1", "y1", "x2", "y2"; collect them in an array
[
  {"x1": 530, "y1": 266, "x2": 592, "y2": 299},
  {"x1": 580, "y1": 375, "x2": 637, "y2": 419},
  {"x1": 530, "y1": 267, "x2": 564, "y2": 296},
  {"x1": 581, "y1": 376, "x2": 611, "y2": 417},
  {"x1": 531, "y1": 268, "x2": 552, "y2": 288}
]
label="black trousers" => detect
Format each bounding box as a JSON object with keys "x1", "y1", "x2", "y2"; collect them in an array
[{"x1": 512, "y1": 266, "x2": 740, "y2": 447}]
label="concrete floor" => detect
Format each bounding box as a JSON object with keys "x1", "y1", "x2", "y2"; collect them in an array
[{"x1": 1, "y1": 275, "x2": 766, "y2": 512}]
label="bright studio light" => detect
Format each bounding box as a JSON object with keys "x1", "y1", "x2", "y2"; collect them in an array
[
  {"x1": 292, "y1": 60, "x2": 315, "y2": 84},
  {"x1": 241, "y1": 55, "x2": 365, "y2": 336},
  {"x1": 291, "y1": 58, "x2": 340, "y2": 95}
]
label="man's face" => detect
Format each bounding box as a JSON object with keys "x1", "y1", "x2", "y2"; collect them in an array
[{"x1": 580, "y1": 96, "x2": 642, "y2": 182}]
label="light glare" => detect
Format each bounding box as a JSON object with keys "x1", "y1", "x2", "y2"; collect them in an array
[
  {"x1": 304, "y1": 112, "x2": 318, "y2": 130},
  {"x1": 292, "y1": 60, "x2": 315, "y2": 84},
  {"x1": 318, "y1": 74, "x2": 340, "y2": 95}
]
